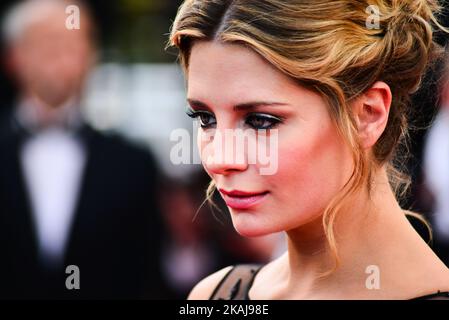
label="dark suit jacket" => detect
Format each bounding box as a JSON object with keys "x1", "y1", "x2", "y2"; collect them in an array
[{"x1": 0, "y1": 112, "x2": 168, "y2": 299}]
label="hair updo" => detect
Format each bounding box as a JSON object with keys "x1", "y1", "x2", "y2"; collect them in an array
[{"x1": 168, "y1": 0, "x2": 449, "y2": 276}]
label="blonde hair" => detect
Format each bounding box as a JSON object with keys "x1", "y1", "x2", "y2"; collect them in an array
[{"x1": 168, "y1": 0, "x2": 448, "y2": 277}]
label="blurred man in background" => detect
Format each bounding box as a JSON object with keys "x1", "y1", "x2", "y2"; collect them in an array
[{"x1": 0, "y1": 0, "x2": 167, "y2": 299}]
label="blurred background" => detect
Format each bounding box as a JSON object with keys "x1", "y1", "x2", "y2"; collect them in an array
[
  {"x1": 0, "y1": 0, "x2": 282, "y2": 299},
  {"x1": 0, "y1": 0, "x2": 448, "y2": 299}
]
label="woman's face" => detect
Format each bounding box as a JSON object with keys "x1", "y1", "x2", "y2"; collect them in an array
[{"x1": 186, "y1": 41, "x2": 354, "y2": 237}]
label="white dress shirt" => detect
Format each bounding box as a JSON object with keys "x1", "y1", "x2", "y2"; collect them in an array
[
  {"x1": 17, "y1": 98, "x2": 86, "y2": 265},
  {"x1": 424, "y1": 107, "x2": 449, "y2": 240}
]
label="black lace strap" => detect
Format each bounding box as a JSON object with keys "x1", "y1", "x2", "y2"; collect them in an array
[{"x1": 209, "y1": 264, "x2": 263, "y2": 300}]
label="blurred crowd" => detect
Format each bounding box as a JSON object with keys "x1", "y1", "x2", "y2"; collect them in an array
[
  {"x1": 0, "y1": 0, "x2": 447, "y2": 299},
  {"x1": 0, "y1": 0, "x2": 282, "y2": 299}
]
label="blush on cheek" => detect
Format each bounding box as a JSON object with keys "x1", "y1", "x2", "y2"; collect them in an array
[{"x1": 274, "y1": 122, "x2": 351, "y2": 219}]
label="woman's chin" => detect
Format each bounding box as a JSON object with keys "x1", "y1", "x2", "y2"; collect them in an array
[
  {"x1": 234, "y1": 227, "x2": 270, "y2": 238},
  {"x1": 230, "y1": 214, "x2": 279, "y2": 238}
]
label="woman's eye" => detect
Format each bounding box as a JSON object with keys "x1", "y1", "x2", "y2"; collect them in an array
[
  {"x1": 186, "y1": 109, "x2": 216, "y2": 128},
  {"x1": 186, "y1": 109, "x2": 282, "y2": 130},
  {"x1": 245, "y1": 114, "x2": 282, "y2": 130}
]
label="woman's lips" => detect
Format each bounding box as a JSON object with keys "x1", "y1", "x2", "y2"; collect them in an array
[{"x1": 219, "y1": 189, "x2": 269, "y2": 210}]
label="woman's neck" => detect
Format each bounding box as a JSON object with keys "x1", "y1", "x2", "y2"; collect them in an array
[{"x1": 279, "y1": 167, "x2": 446, "y2": 299}]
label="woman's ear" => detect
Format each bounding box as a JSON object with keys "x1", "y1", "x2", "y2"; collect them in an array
[{"x1": 352, "y1": 81, "x2": 392, "y2": 149}]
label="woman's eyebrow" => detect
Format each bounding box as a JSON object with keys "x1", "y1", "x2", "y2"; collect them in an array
[
  {"x1": 187, "y1": 98, "x2": 289, "y2": 111},
  {"x1": 187, "y1": 99, "x2": 209, "y2": 110},
  {"x1": 233, "y1": 101, "x2": 290, "y2": 111}
]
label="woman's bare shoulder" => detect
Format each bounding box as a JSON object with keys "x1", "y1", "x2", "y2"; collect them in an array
[{"x1": 187, "y1": 266, "x2": 234, "y2": 300}]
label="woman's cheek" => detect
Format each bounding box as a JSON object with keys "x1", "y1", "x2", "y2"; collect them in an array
[
  {"x1": 275, "y1": 143, "x2": 320, "y2": 202},
  {"x1": 272, "y1": 126, "x2": 347, "y2": 218}
]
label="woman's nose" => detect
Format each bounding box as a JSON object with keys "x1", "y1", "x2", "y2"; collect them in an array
[{"x1": 201, "y1": 128, "x2": 249, "y2": 175}]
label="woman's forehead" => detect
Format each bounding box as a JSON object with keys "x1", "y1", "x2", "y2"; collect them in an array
[{"x1": 187, "y1": 41, "x2": 302, "y2": 102}]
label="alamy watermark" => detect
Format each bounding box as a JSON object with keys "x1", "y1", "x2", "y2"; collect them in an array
[
  {"x1": 65, "y1": 5, "x2": 80, "y2": 30},
  {"x1": 65, "y1": 264, "x2": 80, "y2": 290},
  {"x1": 365, "y1": 265, "x2": 380, "y2": 290},
  {"x1": 170, "y1": 123, "x2": 279, "y2": 175},
  {"x1": 366, "y1": 5, "x2": 381, "y2": 30}
]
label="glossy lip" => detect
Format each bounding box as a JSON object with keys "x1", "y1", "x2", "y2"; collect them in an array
[{"x1": 219, "y1": 189, "x2": 269, "y2": 210}]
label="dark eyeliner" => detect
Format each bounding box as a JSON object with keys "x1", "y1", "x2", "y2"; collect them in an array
[
  {"x1": 185, "y1": 107, "x2": 216, "y2": 128},
  {"x1": 185, "y1": 108, "x2": 213, "y2": 118},
  {"x1": 185, "y1": 108, "x2": 198, "y2": 118},
  {"x1": 245, "y1": 113, "x2": 284, "y2": 129}
]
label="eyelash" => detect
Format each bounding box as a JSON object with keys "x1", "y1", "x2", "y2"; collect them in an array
[{"x1": 185, "y1": 109, "x2": 283, "y2": 130}]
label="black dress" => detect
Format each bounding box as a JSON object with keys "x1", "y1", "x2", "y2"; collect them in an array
[{"x1": 209, "y1": 264, "x2": 449, "y2": 300}]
